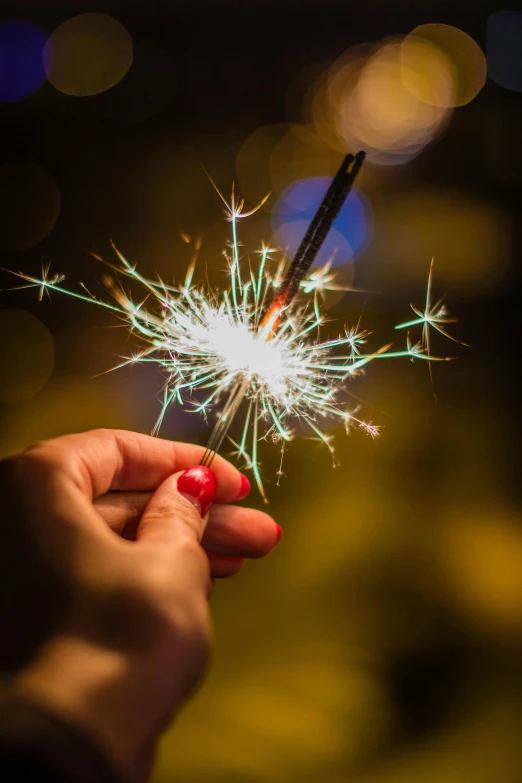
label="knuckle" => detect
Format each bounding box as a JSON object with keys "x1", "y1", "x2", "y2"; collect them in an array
[
  {"x1": 178, "y1": 534, "x2": 211, "y2": 573},
  {"x1": 90, "y1": 427, "x2": 113, "y2": 439},
  {"x1": 145, "y1": 500, "x2": 177, "y2": 522},
  {"x1": 24, "y1": 437, "x2": 65, "y2": 462},
  {"x1": 175, "y1": 597, "x2": 211, "y2": 653},
  {"x1": 142, "y1": 573, "x2": 211, "y2": 649},
  {"x1": 173, "y1": 501, "x2": 204, "y2": 540},
  {"x1": 0, "y1": 449, "x2": 53, "y2": 490}
]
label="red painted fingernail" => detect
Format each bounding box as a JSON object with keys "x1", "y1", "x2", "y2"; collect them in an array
[
  {"x1": 275, "y1": 524, "x2": 283, "y2": 542},
  {"x1": 177, "y1": 466, "x2": 216, "y2": 517},
  {"x1": 235, "y1": 473, "x2": 251, "y2": 501}
]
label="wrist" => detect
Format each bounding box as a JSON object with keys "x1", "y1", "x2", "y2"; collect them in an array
[{"x1": 12, "y1": 634, "x2": 151, "y2": 780}]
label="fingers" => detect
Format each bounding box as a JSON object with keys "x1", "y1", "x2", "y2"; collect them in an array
[
  {"x1": 202, "y1": 505, "x2": 282, "y2": 558},
  {"x1": 135, "y1": 469, "x2": 214, "y2": 594},
  {"x1": 95, "y1": 492, "x2": 281, "y2": 558},
  {"x1": 136, "y1": 469, "x2": 211, "y2": 546},
  {"x1": 94, "y1": 491, "x2": 152, "y2": 539},
  {"x1": 26, "y1": 428, "x2": 245, "y2": 502},
  {"x1": 207, "y1": 554, "x2": 246, "y2": 579}
]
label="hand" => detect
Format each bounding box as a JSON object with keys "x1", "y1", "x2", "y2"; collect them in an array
[{"x1": 0, "y1": 429, "x2": 281, "y2": 781}]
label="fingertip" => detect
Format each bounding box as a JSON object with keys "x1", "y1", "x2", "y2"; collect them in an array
[
  {"x1": 234, "y1": 473, "x2": 251, "y2": 501},
  {"x1": 177, "y1": 466, "x2": 216, "y2": 517},
  {"x1": 203, "y1": 505, "x2": 282, "y2": 558},
  {"x1": 201, "y1": 453, "x2": 245, "y2": 504},
  {"x1": 207, "y1": 553, "x2": 246, "y2": 578}
]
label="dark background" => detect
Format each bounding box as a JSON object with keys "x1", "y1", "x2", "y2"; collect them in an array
[{"x1": 1, "y1": 2, "x2": 522, "y2": 782}]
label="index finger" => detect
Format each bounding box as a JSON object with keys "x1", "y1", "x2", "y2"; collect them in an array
[{"x1": 27, "y1": 428, "x2": 245, "y2": 503}]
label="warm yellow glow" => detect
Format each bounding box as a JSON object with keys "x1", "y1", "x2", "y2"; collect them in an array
[
  {"x1": 308, "y1": 42, "x2": 452, "y2": 166},
  {"x1": 0, "y1": 376, "x2": 134, "y2": 459},
  {"x1": 354, "y1": 44, "x2": 447, "y2": 142},
  {"x1": 405, "y1": 23, "x2": 487, "y2": 107},
  {"x1": 309, "y1": 47, "x2": 367, "y2": 154},
  {"x1": 400, "y1": 35, "x2": 457, "y2": 107},
  {"x1": 236, "y1": 123, "x2": 294, "y2": 209},
  {"x1": 368, "y1": 189, "x2": 511, "y2": 290},
  {"x1": 44, "y1": 13, "x2": 133, "y2": 97},
  {"x1": 341, "y1": 43, "x2": 451, "y2": 164},
  {"x1": 269, "y1": 124, "x2": 344, "y2": 193}
]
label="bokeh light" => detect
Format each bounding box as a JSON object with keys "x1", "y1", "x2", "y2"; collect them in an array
[
  {"x1": 305, "y1": 46, "x2": 365, "y2": 154},
  {"x1": 343, "y1": 42, "x2": 451, "y2": 164},
  {"x1": 400, "y1": 35, "x2": 457, "y2": 107},
  {"x1": 310, "y1": 42, "x2": 452, "y2": 166},
  {"x1": 0, "y1": 5, "x2": 520, "y2": 783},
  {"x1": 0, "y1": 375, "x2": 138, "y2": 459},
  {"x1": 0, "y1": 20, "x2": 48, "y2": 103},
  {"x1": 440, "y1": 512, "x2": 522, "y2": 637},
  {"x1": 362, "y1": 189, "x2": 511, "y2": 292},
  {"x1": 0, "y1": 310, "x2": 54, "y2": 403},
  {"x1": 487, "y1": 11, "x2": 522, "y2": 93},
  {"x1": 269, "y1": 124, "x2": 346, "y2": 193},
  {"x1": 405, "y1": 24, "x2": 487, "y2": 107},
  {"x1": 307, "y1": 25, "x2": 485, "y2": 167},
  {"x1": 236, "y1": 123, "x2": 295, "y2": 209},
  {"x1": 94, "y1": 39, "x2": 176, "y2": 123},
  {"x1": 272, "y1": 177, "x2": 372, "y2": 262},
  {"x1": 274, "y1": 218, "x2": 352, "y2": 270},
  {"x1": 0, "y1": 160, "x2": 60, "y2": 251},
  {"x1": 44, "y1": 13, "x2": 133, "y2": 97}
]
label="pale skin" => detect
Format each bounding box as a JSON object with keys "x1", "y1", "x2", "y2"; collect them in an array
[{"x1": 0, "y1": 429, "x2": 281, "y2": 782}]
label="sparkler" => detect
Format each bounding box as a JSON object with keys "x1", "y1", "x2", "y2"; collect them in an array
[
  {"x1": 5, "y1": 154, "x2": 457, "y2": 500},
  {"x1": 200, "y1": 151, "x2": 366, "y2": 468}
]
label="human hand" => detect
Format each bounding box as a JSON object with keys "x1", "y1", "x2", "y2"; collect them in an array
[{"x1": 0, "y1": 429, "x2": 281, "y2": 781}]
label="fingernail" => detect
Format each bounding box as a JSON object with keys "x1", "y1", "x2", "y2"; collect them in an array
[
  {"x1": 275, "y1": 524, "x2": 283, "y2": 542},
  {"x1": 177, "y1": 466, "x2": 216, "y2": 517},
  {"x1": 235, "y1": 473, "x2": 251, "y2": 501}
]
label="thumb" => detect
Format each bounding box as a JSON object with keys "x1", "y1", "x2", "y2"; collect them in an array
[{"x1": 137, "y1": 466, "x2": 216, "y2": 546}]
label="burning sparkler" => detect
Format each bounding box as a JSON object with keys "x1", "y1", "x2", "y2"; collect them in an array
[{"x1": 6, "y1": 153, "x2": 457, "y2": 500}]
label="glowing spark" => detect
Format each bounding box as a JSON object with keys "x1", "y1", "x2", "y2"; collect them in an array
[
  {"x1": 299, "y1": 259, "x2": 371, "y2": 299},
  {"x1": 5, "y1": 178, "x2": 460, "y2": 501},
  {"x1": 300, "y1": 260, "x2": 339, "y2": 295},
  {"x1": 395, "y1": 257, "x2": 465, "y2": 394}
]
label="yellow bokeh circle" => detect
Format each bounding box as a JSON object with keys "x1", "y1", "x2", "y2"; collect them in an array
[
  {"x1": 44, "y1": 13, "x2": 133, "y2": 97},
  {"x1": 308, "y1": 41, "x2": 452, "y2": 166},
  {"x1": 404, "y1": 24, "x2": 486, "y2": 107},
  {"x1": 236, "y1": 123, "x2": 294, "y2": 209},
  {"x1": 269, "y1": 124, "x2": 345, "y2": 195}
]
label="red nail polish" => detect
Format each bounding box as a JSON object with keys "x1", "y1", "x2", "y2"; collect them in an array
[
  {"x1": 275, "y1": 524, "x2": 283, "y2": 542},
  {"x1": 235, "y1": 473, "x2": 251, "y2": 501},
  {"x1": 177, "y1": 466, "x2": 216, "y2": 517}
]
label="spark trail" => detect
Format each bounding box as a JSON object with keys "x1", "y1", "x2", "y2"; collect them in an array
[{"x1": 5, "y1": 157, "x2": 457, "y2": 500}]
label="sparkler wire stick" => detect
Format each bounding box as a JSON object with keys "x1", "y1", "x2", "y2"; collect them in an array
[
  {"x1": 200, "y1": 151, "x2": 366, "y2": 468},
  {"x1": 264, "y1": 151, "x2": 366, "y2": 323}
]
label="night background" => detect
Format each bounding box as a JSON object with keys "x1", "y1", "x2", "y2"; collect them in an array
[{"x1": 2, "y1": 1, "x2": 522, "y2": 781}]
